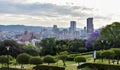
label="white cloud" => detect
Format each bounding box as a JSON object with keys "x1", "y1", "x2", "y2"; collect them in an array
[{"x1": 0, "y1": 0, "x2": 119, "y2": 28}]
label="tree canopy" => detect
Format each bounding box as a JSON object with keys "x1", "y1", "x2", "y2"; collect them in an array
[
  {"x1": 0, "y1": 40, "x2": 22, "y2": 57},
  {"x1": 100, "y1": 22, "x2": 120, "y2": 48},
  {"x1": 39, "y1": 38, "x2": 57, "y2": 55}
]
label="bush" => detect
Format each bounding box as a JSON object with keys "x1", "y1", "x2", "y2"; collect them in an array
[
  {"x1": 0, "y1": 56, "x2": 7, "y2": 67},
  {"x1": 101, "y1": 50, "x2": 114, "y2": 59},
  {"x1": 80, "y1": 52, "x2": 93, "y2": 55},
  {"x1": 78, "y1": 63, "x2": 120, "y2": 70},
  {"x1": 74, "y1": 56, "x2": 86, "y2": 65},
  {"x1": 0, "y1": 67, "x2": 26, "y2": 70},
  {"x1": 43, "y1": 55, "x2": 56, "y2": 65},
  {"x1": 33, "y1": 65, "x2": 65, "y2": 70},
  {"x1": 29, "y1": 57, "x2": 42, "y2": 65},
  {"x1": 96, "y1": 51, "x2": 102, "y2": 59},
  {"x1": 16, "y1": 53, "x2": 31, "y2": 68},
  {"x1": 67, "y1": 54, "x2": 79, "y2": 61}
]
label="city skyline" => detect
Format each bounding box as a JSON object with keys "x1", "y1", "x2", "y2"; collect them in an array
[{"x1": 0, "y1": 0, "x2": 120, "y2": 29}]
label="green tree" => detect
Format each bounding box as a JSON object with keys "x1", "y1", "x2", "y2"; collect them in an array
[
  {"x1": 43, "y1": 55, "x2": 56, "y2": 65},
  {"x1": 0, "y1": 40, "x2": 22, "y2": 57},
  {"x1": 40, "y1": 38, "x2": 57, "y2": 55},
  {"x1": 101, "y1": 50, "x2": 114, "y2": 64},
  {"x1": 113, "y1": 48, "x2": 120, "y2": 64},
  {"x1": 74, "y1": 56, "x2": 86, "y2": 66},
  {"x1": 69, "y1": 39, "x2": 86, "y2": 53},
  {"x1": 22, "y1": 44, "x2": 40, "y2": 56},
  {"x1": 56, "y1": 40, "x2": 69, "y2": 53},
  {"x1": 93, "y1": 39, "x2": 102, "y2": 50},
  {"x1": 29, "y1": 57, "x2": 42, "y2": 65},
  {"x1": 56, "y1": 45, "x2": 69, "y2": 54},
  {"x1": 16, "y1": 53, "x2": 31, "y2": 68},
  {"x1": 58, "y1": 51, "x2": 68, "y2": 67},
  {"x1": 96, "y1": 51, "x2": 102, "y2": 59},
  {"x1": 100, "y1": 22, "x2": 120, "y2": 48},
  {"x1": 0, "y1": 56, "x2": 7, "y2": 67}
]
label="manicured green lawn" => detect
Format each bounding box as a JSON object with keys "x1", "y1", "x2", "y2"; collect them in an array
[{"x1": 2, "y1": 52, "x2": 120, "y2": 70}]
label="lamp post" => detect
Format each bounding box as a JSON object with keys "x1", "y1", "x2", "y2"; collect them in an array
[{"x1": 6, "y1": 46, "x2": 10, "y2": 70}]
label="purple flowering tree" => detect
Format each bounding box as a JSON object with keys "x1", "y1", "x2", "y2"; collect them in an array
[{"x1": 86, "y1": 30, "x2": 100, "y2": 50}]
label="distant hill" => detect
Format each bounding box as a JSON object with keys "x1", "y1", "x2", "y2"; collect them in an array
[
  {"x1": 0, "y1": 25, "x2": 52, "y2": 31},
  {"x1": 0, "y1": 25, "x2": 83, "y2": 32}
]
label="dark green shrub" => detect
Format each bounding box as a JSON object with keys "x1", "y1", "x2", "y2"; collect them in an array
[
  {"x1": 74, "y1": 56, "x2": 86, "y2": 65},
  {"x1": 112, "y1": 48, "x2": 120, "y2": 64},
  {"x1": 0, "y1": 56, "x2": 7, "y2": 67},
  {"x1": 101, "y1": 50, "x2": 115, "y2": 64},
  {"x1": 16, "y1": 53, "x2": 31, "y2": 68},
  {"x1": 80, "y1": 52, "x2": 93, "y2": 55},
  {"x1": 67, "y1": 54, "x2": 79, "y2": 61},
  {"x1": 43, "y1": 55, "x2": 56, "y2": 65},
  {"x1": 29, "y1": 57, "x2": 42, "y2": 65},
  {"x1": 78, "y1": 63, "x2": 120, "y2": 70},
  {"x1": 0, "y1": 67, "x2": 26, "y2": 70},
  {"x1": 96, "y1": 51, "x2": 102, "y2": 59},
  {"x1": 33, "y1": 65, "x2": 65, "y2": 70}
]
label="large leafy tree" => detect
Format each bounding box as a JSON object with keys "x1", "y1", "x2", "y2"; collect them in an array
[
  {"x1": 56, "y1": 40, "x2": 69, "y2": 53},
  {"x1": 39, "y1": 38, "x2": 57, "y2": 55},
  {"x1": 56, "y1": 39, "x2": 86, "y2": 53},
  {"x1": 69, "y1": 39, "x2": 86, "y2": 53},
  {"x1": 22, "y1": 44, "x2": 40, "y2": 56},
  {"x1": 0, "y1": 40, "x2": 22, "y2": 57},
  {"x1": 100, "y1": 22, "x2": 120, "y2": 48},
  {"x1": 93, "y1": 39, "x2": 109, "y2": 50}
]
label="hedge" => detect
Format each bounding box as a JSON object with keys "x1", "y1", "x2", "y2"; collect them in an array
[
  {"x1": 0, "y1": 67, "x2": 26, "y2": 70},
  {"x1": 78, "y1": 63, "x2": 120, "y2": 70},
  {"x1": 33, "y1": 65, "x2": 65, "y2": 70}
]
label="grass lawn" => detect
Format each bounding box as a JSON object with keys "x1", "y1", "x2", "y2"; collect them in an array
[
  {"x1": 3, "y1": 53, "x2": 120, "y2": 70},
  {"x1": 65, "y1": 66, "x2": 77, "y2": 70}
]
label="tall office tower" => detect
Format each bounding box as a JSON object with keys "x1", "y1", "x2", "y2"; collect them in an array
[
  {"x1": 69, "y1": 21, "x2": 76, "y2": 32},
  {"x1": 53, "y1": 25, "x2": 57, "y2": 29},
  {"x1": 87, "y1": 18, "x2": 94, "y2": 33}
]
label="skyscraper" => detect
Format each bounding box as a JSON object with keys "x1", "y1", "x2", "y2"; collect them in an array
[
  {"x1": 52, "y1": 25, "x2": 59, "y2": 33},
  {"x1": 87, "y1": 18, "x2": 94, "y2": 33},
  {"x1": 69, "y1": 21, "x2": 76, "y2": 32}
]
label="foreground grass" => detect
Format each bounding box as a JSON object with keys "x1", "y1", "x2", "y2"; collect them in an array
[{"x1": 65, "y1": 66, "x2": 77, "y2": 70}]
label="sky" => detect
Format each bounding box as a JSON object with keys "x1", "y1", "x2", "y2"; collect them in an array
[{"x1": 0, "y1": 0, "x2": 120, "y2": 29}]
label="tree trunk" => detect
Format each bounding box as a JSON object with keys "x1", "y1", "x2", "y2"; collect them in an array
[
  {"x1": 21, "y1": 64, "x2": 24, "y2": 69},
  {"x1": 108, "y1": 59, "x2": 110, "y2": 64},
  {"x1": 94, "y1": 58, "x2": 96, "y2": 62},
  {"x1": 102, "y1": 58, "x2": 103, "y2": 62},
  {"x1": 63, "y1": 60, "x2": 66, "y2": 67},
  {"x1": 117, "y1": 59, "x2": 119, "y2": 64},
  {"x1": 112, "y1": 59, "x2": 115, "y2": 64}
]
